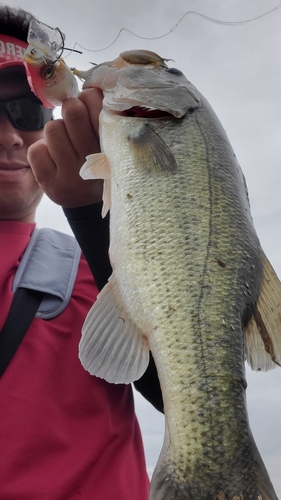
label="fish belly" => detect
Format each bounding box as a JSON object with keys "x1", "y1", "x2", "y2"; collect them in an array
[{"x1": 101, "y1": 104, "x2": 277, "y2": 500}]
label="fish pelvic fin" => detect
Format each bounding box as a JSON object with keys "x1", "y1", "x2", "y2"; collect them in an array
[
  {"x1": 79, "y1": 275, "x2": 150, "y2": 384},
  {"x1": 244, "y1": 251, "x2": 281, "y2": 371},
  {"x1": 128, "y1": 123, "x2": 177, "y2": 173},
  {"x1": 79, "y1": 153, "x2": 111, "y2": 217}
]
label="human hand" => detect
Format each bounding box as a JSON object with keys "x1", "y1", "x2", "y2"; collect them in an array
[{"x1": 28, "y1": 88, "x2": 104, "y2": 208}]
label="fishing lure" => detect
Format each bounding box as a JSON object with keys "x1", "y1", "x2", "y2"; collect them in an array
[{"x1": 23, "y1": 19, "x2": 79, "y2": 108}]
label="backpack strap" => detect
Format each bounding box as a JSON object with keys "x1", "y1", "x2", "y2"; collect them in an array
[
  {"x1": 0, "y1": 228, "x2": 81, "y2": 376},
  {"x1": 12, "y1": 228, "x2": 81, "y2": 319},
  {"x1": 0, "y1": 288, "x2": 44, "y2": 376}
]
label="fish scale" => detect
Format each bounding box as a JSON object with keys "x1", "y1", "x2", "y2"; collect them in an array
[{"x1": 76, "y1": 50, "x2": 281, "y2": 499}]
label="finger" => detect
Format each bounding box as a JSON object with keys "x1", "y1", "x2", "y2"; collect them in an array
[
  {"x1": 61, "y1": 96, "x2": 101, "y2": 158},
  {"x1": 28, "y1": 138, "x2": 57, "y2": 187},
  {"x1": 42, "y1": 118, "x2": 80, "y2": 171},
  {"x1": 78, "y1": 88, "x2": 103, "y2": 137},
  {"x1": 29, "y1": 121, "x2": 103, "y2": 208}
]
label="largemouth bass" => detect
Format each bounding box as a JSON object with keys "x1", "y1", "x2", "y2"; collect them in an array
[{"x1": 80, "y1": 50, "x2": 281, "y2": 499}]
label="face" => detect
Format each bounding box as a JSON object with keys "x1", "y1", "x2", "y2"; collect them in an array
[{"x1": 0, "y1": 69, "x2": 44, "y2": 223}]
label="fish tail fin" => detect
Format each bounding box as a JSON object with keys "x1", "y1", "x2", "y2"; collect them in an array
[{"x1": 244, "y1": 251, "x2": 281, "y2": 371}]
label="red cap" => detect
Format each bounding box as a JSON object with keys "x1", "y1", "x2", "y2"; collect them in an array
[{"x1": 0, "y1": 34, "x2": 27, "y2": 71}]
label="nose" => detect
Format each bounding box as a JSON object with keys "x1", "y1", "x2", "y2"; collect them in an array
[{"x1": 0, "y1": 114, "x2": 24, "y2": 150}]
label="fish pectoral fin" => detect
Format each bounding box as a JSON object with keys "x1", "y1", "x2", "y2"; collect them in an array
[
  {"x1": 128, "y1": 123, "x2": 177, "y2": 173},
  {"x1": 79, "y1": 153, "x2": 111, "y2": 217},
  {"x1": 79, "y1": 275, "x2": 150, "y2": 384},
  {"x1": 244, "y1": 251, "x2": 281, "y2": 371},
  {"x1": 80, "y1": 152, "x2": 111, "y2": 180}
]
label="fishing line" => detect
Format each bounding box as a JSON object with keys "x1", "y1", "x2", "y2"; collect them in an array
[{"x1": 69, "y1": 2, "x2": 281, "y2": 54}]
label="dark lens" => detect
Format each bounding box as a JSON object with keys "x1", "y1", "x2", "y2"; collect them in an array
[{"x1": 7, "y1": 97, "x2": 53, "y2": 131}]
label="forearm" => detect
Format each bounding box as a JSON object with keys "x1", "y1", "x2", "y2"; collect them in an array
[{"x1": 63, "y1": 202, "x2": 111, "y2": 292}]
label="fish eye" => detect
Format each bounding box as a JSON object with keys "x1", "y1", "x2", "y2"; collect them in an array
[
  {"x1": 41, "y1": 63, "x2": 55, "y2": 80},
  {"x1": 167, "y1": 67, "x2": 183, "y2": 76}
]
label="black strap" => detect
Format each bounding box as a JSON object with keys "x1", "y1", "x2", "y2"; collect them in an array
[{"x1": 0, "y1": 288, "x2": 44, "y2": 377}]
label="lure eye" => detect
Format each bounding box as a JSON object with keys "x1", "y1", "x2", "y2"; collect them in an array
[{"x1": 41, "y1": 63, "x2": 55, "y2": 80}]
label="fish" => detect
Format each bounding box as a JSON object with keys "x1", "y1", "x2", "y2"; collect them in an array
[
  {"x1": 75, "y1": 49, "x2": 281, "y2": 500},
  {"x1": 23, "y1": 19, "x2": 79, "y2": 108}
]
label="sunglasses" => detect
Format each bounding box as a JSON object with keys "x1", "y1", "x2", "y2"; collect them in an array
[{"x1": 0, "y1": 94, "x2": 53, "y2": 131}]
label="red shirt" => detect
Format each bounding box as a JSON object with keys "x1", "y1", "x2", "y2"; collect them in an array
[{"x1": 0, "y1": 221, "x2": 149, "y2": 500}]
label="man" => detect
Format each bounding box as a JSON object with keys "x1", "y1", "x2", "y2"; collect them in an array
[{"x1": 0, "y1": 6, "x2": 162, "y2": 499}]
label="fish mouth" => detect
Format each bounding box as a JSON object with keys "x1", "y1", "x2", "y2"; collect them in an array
[{"x1": 119, "y1": 106, "x2": 173, "y2": 119}]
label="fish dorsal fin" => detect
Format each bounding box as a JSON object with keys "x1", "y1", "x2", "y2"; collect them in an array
[
  {"x1": 80, "y1": 152, "x2": 111, "y2": 217},
  {"x1": 79, "y1": 275, "x2": 150, "y2": 384},
  {"x1": 120, "y1": 50, "x2": 169, "y2": 68},
  {"x1": 244, "y1": 251, "x2": 281, "y2": 371}
]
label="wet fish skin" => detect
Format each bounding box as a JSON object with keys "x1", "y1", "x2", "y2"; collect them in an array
[{"x1": 78, "y1": 51, "x2": 280, "y2": 500}]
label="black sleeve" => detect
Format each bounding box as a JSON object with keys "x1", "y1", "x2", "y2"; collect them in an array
[
  {"x1": 63, "y1": 203, "x2": 164, "y2": 413},
  {"x1": 63, "y1": 203, "x2": 111, "y2": 291}
]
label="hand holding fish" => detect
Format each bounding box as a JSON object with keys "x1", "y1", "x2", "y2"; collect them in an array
[
  {"x1": 24, "y1": 20, "x2": 104, "y2": 207},
  {"x1": 28, "y1": 89, "x2": 103, "y2": 207}
]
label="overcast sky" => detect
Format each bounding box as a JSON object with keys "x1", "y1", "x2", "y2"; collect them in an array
[{"x1": 5, "y1": 0, "x2": 281, "y2": 494}]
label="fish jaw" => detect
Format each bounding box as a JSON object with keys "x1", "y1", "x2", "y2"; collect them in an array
[
  {"x1": 23, "y1": 52, "x2": 79, "y2": 108},
  {"x1": 76, "y1": 50, "x2": 199, "y2": 118}
]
